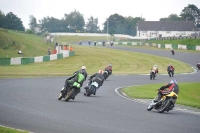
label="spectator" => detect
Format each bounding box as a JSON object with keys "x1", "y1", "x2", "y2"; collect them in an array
[
  {"x1": 48, "y1": 47, "x2": 51, "y2": 55},
  {"x1": 88, "y1": 40, "x2": 91, "y2": 45},
  {"x1": 54, "y1": 42, "x2": 58, "y2": 48}
]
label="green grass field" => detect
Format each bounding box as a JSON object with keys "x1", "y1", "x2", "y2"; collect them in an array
[
  {"x1": 0, "y1": 126, "x2": 28, "y2": 133},
  {"x1": 122, "y1": 82, "x2": 200, "y2": 109}
]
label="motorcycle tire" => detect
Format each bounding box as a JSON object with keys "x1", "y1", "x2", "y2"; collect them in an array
[
  {"x1": 147, "y1": 105, "x2": 153, "y2": 111},
  {"x1": 158, "y1": 99, "x2": 172, "y2": 113},
  {"x1": 64, "y1": 88, "x2": 76, "y2": 101},
  {"x1": 58, "y1": 93, "x2": 63, "y2": 100},
  {"x1": 87, "y1": 85, "x2": 95, "y2": 97}
]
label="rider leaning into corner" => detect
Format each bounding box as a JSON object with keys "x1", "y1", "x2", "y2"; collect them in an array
[
  {"x1": 84, "y1": 70, "x2": 105, "y2": 95},
  {"x1": 104, "y1": 64, "x2": 112, "y2": 76},
  {"x1": 62, "y1": 66, "x2": 87, "y2": 98},
  {"x1": 167, "y1": 63, "x2": 175, "y2": 77},
  {"x1": 154, "y1": 79, "x2": 179, "y2": 103}
]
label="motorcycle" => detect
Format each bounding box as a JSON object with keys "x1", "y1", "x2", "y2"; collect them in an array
[
  {"x1": 168, "y1": 69, "x2": 174, "y2": 77},
  {"x1": 171, "y1": 50, "x2": 175, "y2": 55},
  {"x1": 102, "y1": 41, "x2": 106, "y2": 46},
  {"x1": 103, "y1": 70, "x2": 109, "y2": 80},
  {"x1": 110, "y1": 41, "x2": 114, "y2": 46},
  {"x1": 150, "y1": 70, "x2": 155, "y2": 80},
  {"x1": 58, "y1": 82, "x2": 80, "y2": 101},
  {"x1": 147, "y1": 91, "x2": 178, "y2": 113},
  {"x1": 84, "y1": 81, "x2": 99, "y2": 96}
]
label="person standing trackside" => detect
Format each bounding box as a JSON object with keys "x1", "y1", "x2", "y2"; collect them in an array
[{"x1": 48, "y1": 47, "x2": 51, "y2": 55}]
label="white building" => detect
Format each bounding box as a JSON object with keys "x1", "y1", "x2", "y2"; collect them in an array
[{"x1": 137, "y1": 21, "x2": 199, "y2": 38}]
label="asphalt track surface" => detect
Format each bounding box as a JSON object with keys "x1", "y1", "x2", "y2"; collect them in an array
[{"x1": 0, "y1": 44, "x2": 200, "y2": 133}]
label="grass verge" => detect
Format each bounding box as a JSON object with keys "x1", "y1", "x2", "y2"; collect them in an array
[
  {"x1": 0, "y1": 126, "x2": 29, "y2": 133},
  {"x1": 122, "y1": 82, "x2": 200, "y2": 109},
  {"x1": 0, "y1": 45, "x2": 193, "y2": 78}
]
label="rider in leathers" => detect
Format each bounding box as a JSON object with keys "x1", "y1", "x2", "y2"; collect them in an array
[
  {"x1": 62, "y1": 66, "x2": 87, "y2": 98},
  {"x1": 84, "y1": 70, "x2": 104, "y2": 94},
  {"x1": 154, "y1": 79, "x2": 179, "y2": 102}
]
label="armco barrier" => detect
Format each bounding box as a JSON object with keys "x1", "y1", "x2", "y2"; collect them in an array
[
  {"x1": 115, "y1": 42, "x2": 200, "y2": 51},
  {"x1": 187, "y1": 45, "x2": 196, "y2": 50},
  {"x1": 0, "y1": 50, "x2": 75, "y2": 66},
  {"x1": 57, "y1": 53, "x2": 63, "y2": 59},
  {"x1": 69, "y1": 51, "x2": 75, "y2": 56},
  {"x1": 0, "y1": 58, "x2": 10, "y2": 66},
  {"x1": 21, "y1": 58, "x2": 29, "y2": 65}
]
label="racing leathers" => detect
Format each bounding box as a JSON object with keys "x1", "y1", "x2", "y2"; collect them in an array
[
  {"x1": 63, "y1": 69, "x2": 87, "y2": 96},
  {"x1": 155, "y1": 83, "x2": 179, "y2": 102},
  {"x1": 85, "y1": 73, "x2": 104, "y2": 92}
]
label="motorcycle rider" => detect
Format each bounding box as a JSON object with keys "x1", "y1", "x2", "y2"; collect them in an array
[
  {"x1": 167, "y1": 64, "x2": 175, "y2": 77},
  {"x1": 171, "y1": 48, "x2": 175, "y2": 55},
  {"x1": 196, "y1": 62, "x2": 200, "y2": 71},
  {"x1": 154, "y1": 79, "x2": 179, "y2": 103},
  {"x1": 84, "y1": 70, "x2": 105, "y2": 95},
  {"x1": 104, "y1": 64, "x2": 112, "y2": 76},
  {"x1": 150, "y1": 64, "x2": 158, "y2": 76},
  {"x1": 62, "y1": 66, "x2": 87, "y2": 99}
]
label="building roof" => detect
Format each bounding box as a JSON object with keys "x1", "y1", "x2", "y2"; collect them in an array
[{"x1": 137, "y1": 21, "x2": 199, "y2": 31}]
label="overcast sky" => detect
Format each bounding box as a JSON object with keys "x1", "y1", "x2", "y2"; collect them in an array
[{"x1": 0, "y1": 0, "x2": 200, "y2": 30}]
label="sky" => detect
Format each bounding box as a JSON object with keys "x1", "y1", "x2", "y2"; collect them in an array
[{"x1": 0, "y1": 0, "x2": 200, "y2": 30}]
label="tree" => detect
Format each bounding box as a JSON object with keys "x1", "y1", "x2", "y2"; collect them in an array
[
  {"x1": 3, "y1": 12, "x2": 25, "y2": 31},
  {"x1": 29, "y1": 15, "x2": 39, "y2": 33},
  {"x1": 160, "y1": 14, "x2": 182, "y2": 21},
  {"x1": 0, "y1": 10, "x2": 5, "y2": 28},
  {"x1": 65, "y1": 10, "x2": 85, "y2": 32},
  {"x1": 39, "y1": 16, "x2": 64, "y2": 32},
  {"x1": 85, "y1": 16, "x2": 99, "y2": 33},
  {"x1": 180, "y1": 4, "x2": 200, "y2": 26}
]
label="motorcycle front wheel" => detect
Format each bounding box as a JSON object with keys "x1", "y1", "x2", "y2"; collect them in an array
[
  {"x1": 158, "y1": 99, "x2": 172, "y2": 113},
  {"x1": 64, "y1": 88, "x2": 76, "y2": 101},
  {"x1": 58, "y1": 93, "x2": 63, "y2": 100}
]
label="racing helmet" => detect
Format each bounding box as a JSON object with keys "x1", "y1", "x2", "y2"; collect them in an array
[
  {"x1": 98, "y1": 70, "x2": 103, "y2": 74},
  {"x1": 109, "y1": 64, "x2": 112, "y2": 67},
  {"x1": 154, "y1": 64, "x2": 157, "y2": 67},
  {"x1": 81, "y1": 66, "x2": 86, "y2": 70},
  {"x1": 170, "y1": 79, "x2": 178, "y2": 84}
]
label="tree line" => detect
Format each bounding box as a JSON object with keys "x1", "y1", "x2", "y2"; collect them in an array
[{"x1": 0, "y1": 4, "x2": 199, "y2": 36}]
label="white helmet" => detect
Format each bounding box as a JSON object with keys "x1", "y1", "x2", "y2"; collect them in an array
[
  {"x1": 81, "y1": 66, "x2": 86, "y2": 70},
  {"x1": 98, "y1": 70, "x2": 103, "y2": 74},
  {"x1": 154, "y1": 64, "x2": 157, "y2": 67},
  {"x1": 170, "y1": 79, "x2": 178, "y2": 84}
]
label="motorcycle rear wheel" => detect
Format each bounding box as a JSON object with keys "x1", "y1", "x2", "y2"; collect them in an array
[{"x1": 87, "y1": 85, "x2": 95, "y2": 97}]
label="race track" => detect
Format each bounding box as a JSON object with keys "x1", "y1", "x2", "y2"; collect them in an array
[{"x1": 0, "y1": 45, "x2": 200, "y2": 133}]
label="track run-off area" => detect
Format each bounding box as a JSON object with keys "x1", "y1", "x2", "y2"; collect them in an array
[{"x1": 0, "y1": 45, "x2": 200, "y2": 133}]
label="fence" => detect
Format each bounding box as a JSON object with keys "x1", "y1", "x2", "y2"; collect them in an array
[{"x1": 0, "y1": 51, "x2": 75, "y2": 66}]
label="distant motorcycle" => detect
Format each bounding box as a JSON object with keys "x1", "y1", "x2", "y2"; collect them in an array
[
  {"x1": 168, "y1": 69, "x2": 174, "y2": 77},
  {"x1": 110, "y1": 41, "x2": 114, "y2": 46},
  {"x1": 171, "y1": 49, "x2": 175, "y2": 55},
  {"x1": 102, "y1": 41, "x2": 106, "y2": 46},
  {"x1": 147, "y1": 90, "x2": 178, "y2": 113}
]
